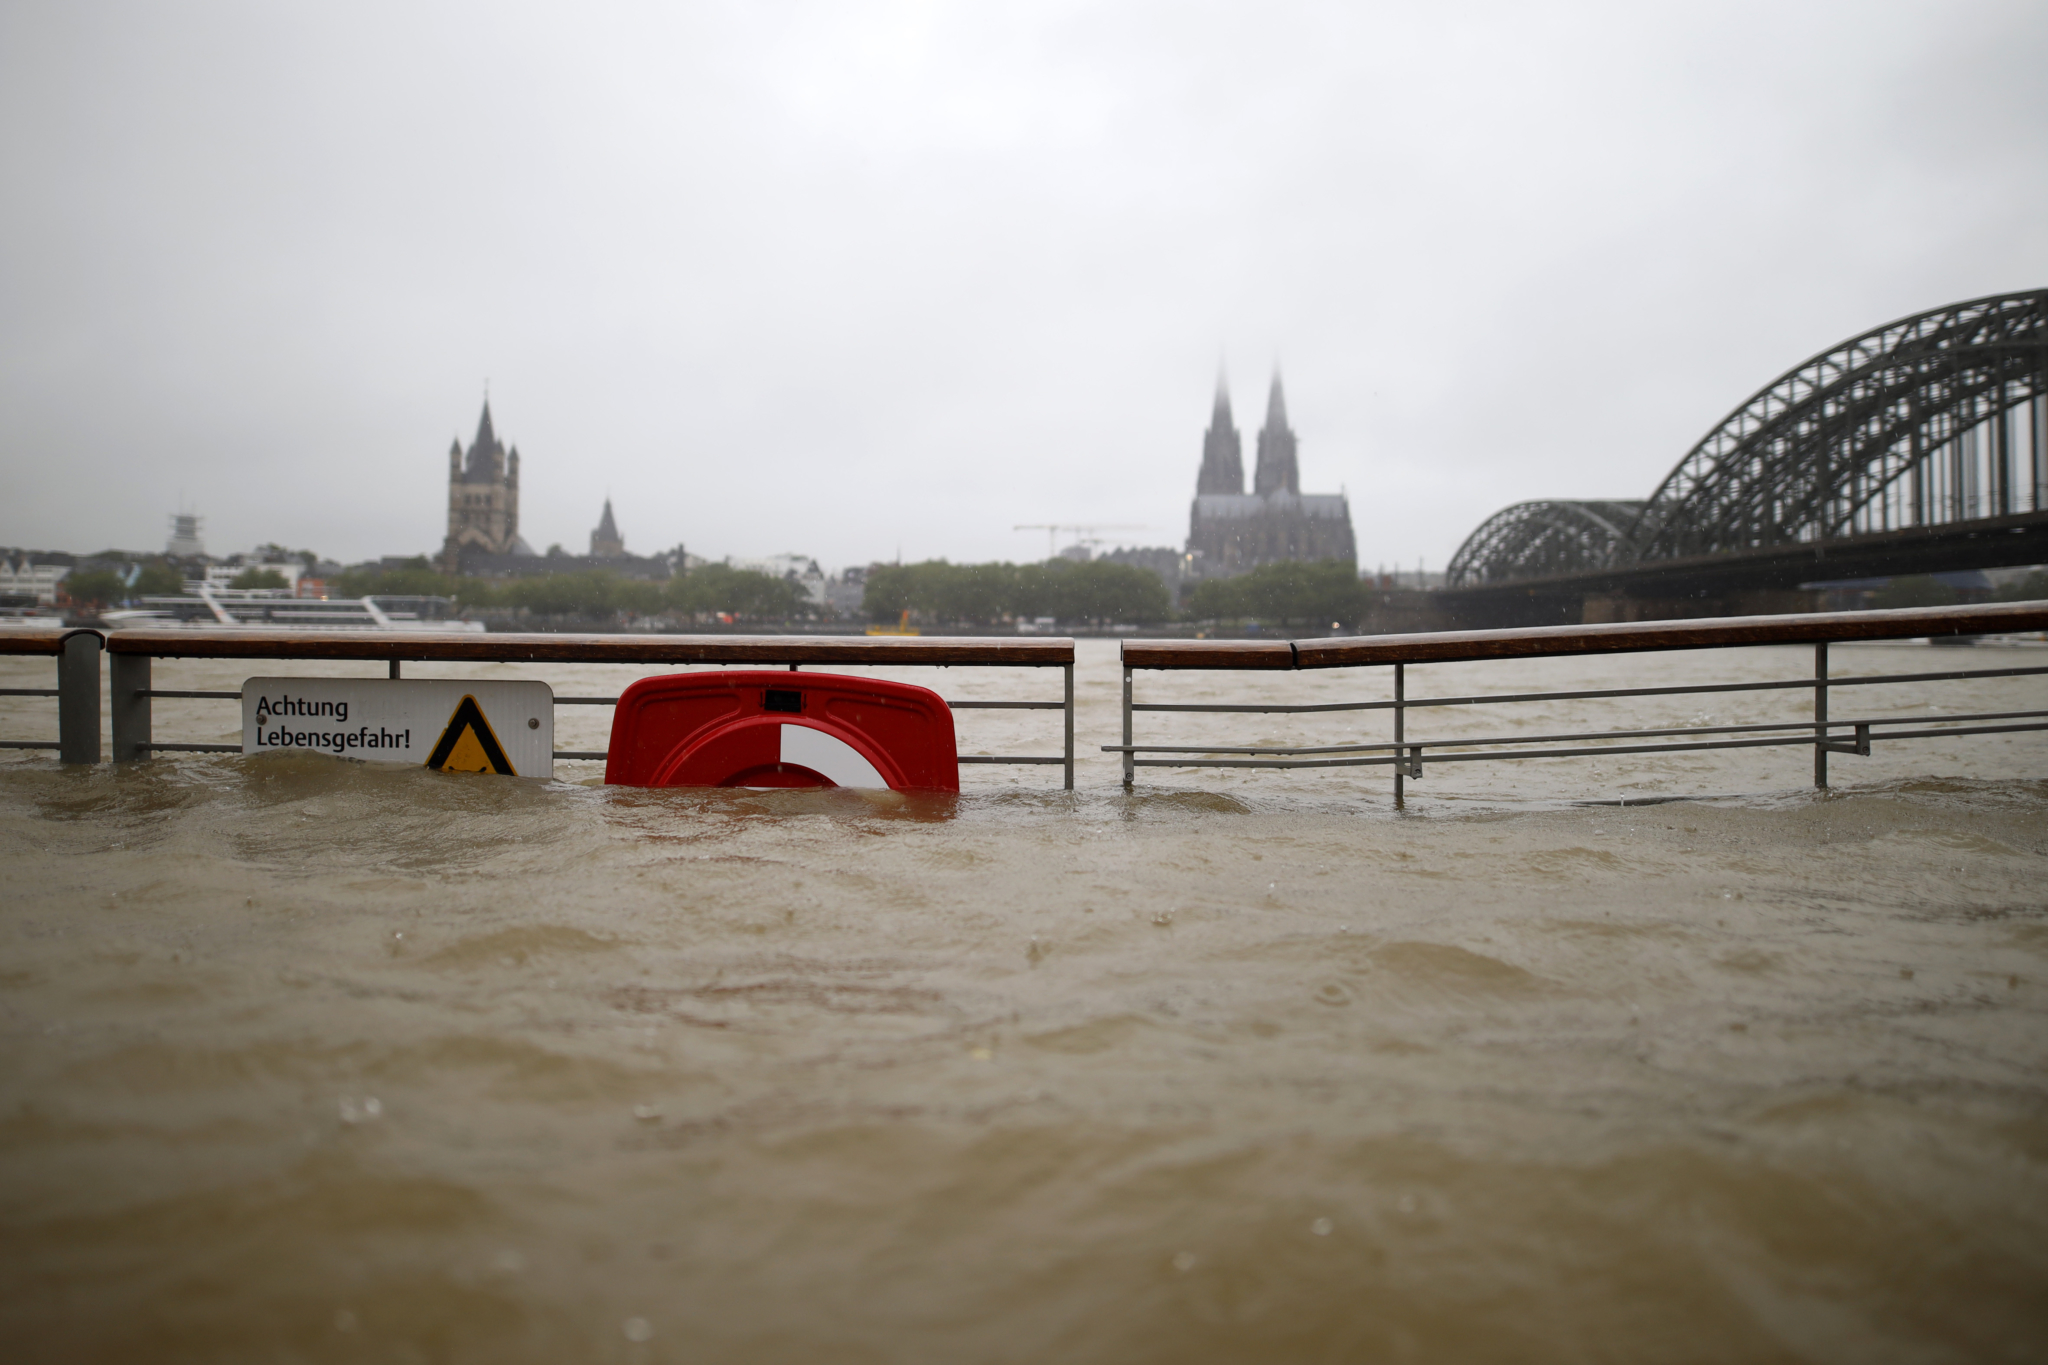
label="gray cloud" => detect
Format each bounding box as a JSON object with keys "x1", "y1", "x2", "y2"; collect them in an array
[{"x1": 3, "y1": 0, "x2": 2043, "y2": 571}]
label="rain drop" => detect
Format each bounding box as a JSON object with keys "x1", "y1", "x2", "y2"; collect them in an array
[
  {"x1": 1171, "y1": 1251, "x2": 1197, "y2": 1273},
  {"x1": 632, "y1": 1104, "x2": 662, "y2": 1123},
  {"x1": 338, "y1": 1096, "x2": 382, "y2": 1125},
  {"x1": 622, "y1": 1317, "x2": 654, "y2": 1343},
  {"x1": 1311, "y1": 1217, "x2": 1333, "y2": 1236}
]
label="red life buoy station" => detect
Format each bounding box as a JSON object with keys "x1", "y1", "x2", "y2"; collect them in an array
[{"x1": 604, "y1": 671, "x2": 961, "y2": 791}]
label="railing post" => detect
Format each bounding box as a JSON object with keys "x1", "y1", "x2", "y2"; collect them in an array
[
  {"x1": 1813, "y1": 641, "x2": 1829, "y2": 790},
  {"x1": 58, "y1": 632, "x2": 102, "y2": 765},
  {"x1": 389, "y1": 659, "x2": 401, "y2": 679},
  {"x1": 1393, "y1": 662, "x2": 1405, "y2": 806},
  {"x1": 1121, "y1": 663, "x2": 1134, "y2": 789},
  {"x1": 1063, "y1": 661, "x2": 1075, "y2": 791},
  {"x1": 109, "y1": 651, "x2": 151, "y2": 762}
]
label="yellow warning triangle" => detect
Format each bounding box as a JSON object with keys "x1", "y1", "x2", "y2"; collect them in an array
[{"x1": 425, "y1": 695, "x2": 517, "y2": 775}]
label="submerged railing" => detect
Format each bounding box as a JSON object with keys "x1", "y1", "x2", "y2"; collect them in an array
[
  {"x1": 0, "y1": 629, "x2": 104, "y2": 763},
  {"x1": 1107, "y1": 601, "x2": 2048, "y2": 799},
  {"x1": 53, "y1": 630, "x2": 1076, "y2": 787}
]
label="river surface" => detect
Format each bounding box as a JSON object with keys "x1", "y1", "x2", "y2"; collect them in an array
[{"x1": 2, "y1": 639, "x2": 2046, "y2": 1363}]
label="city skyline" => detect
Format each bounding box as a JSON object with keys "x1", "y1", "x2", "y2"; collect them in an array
[{"x1": 2, "y1": 3, "x2": 2043, "y2": 570}]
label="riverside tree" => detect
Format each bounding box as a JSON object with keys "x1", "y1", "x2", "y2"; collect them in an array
[
  {"x1": 863, "y1": 559, "x2": 1171, "y2": 626},
  {"x1": 666, "y1": 563, "x2": 810, "y2": 621},
  {"x1": 1185, "y1": 560, "x2": 1368, "y2": 628}
]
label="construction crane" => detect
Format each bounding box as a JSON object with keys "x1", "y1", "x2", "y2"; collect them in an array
[{"x1": 1013, "y1": 524, "x2": 1148, "y2": 560}]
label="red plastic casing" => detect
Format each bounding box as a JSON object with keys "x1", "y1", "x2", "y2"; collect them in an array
[{"x1": 603, "y1": 670, "x2": 960, "y2": 792}]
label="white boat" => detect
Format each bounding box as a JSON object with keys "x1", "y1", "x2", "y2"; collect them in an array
[{"x1": 100, "y1": 586, "x2": 487, "y2": 632}]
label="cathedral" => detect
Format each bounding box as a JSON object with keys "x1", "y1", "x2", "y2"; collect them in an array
[
  {"x1": 1186, "y1": 374, "x2": 1356, "y2": 575},
  {"x1": 441, "y1": 400, "x2": 532, "y2": 570}
]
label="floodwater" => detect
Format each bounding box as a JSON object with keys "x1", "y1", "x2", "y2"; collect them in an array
[{"x1": 2, "y1": 639, "x2": 2046, "y2": 1363}]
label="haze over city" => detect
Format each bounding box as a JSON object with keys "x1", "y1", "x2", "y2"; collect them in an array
[{"x1": 2, "y1": 0, "x2": 2044, "y2": 571}]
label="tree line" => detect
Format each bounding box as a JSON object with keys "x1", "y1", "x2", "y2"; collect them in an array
[
  {"x1": 332, "y1": 559, "x2": 810, "y2": 620},
  {"x1": 860, "y1": 559, "x2": 1173, "y2": 626},
  {"x1": 56, "y1": 553, "x2": 1396, "y2": 626}
]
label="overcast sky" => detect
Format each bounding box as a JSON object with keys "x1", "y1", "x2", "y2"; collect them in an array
[{"x1": 2, "y1": 1, "x2": 2043, "y2": 573}]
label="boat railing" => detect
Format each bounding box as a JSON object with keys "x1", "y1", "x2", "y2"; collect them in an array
[
  {"x1": 97, "y1": 629, "x2": 1079, "y2": 788},
  {"x1": 0, "y1": 629, "x2": 104, "y2": 763},
  {"x1": 1105, "y1": 601, "x2": 2048, "y2": 800}
]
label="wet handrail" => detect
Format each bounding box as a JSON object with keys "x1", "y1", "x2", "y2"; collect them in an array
[
  {"x1": 105, "y1": 628, "x2": 1073, "y2": 667},
  {"x1": 1112, "y1": 601, "x2": 2048, "y2": 798},
  {"x1": 0, "y1": 628, "x2": 103, "y2": 761},
  {"x1": 92, "y1": 630, "x2": 1078, "y2": 787}
]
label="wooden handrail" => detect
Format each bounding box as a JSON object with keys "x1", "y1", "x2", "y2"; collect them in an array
[
  {"x1": 0, "y1": 628, "x2": 102, "y2": 656},
  {"x1": 103, "y1": 629, "x2": 1075, "y2": 667},
  {"x1": 1118, "y1": 640, "x2": 1297, "y2": 670},
  {"x1": 1121, "y1": 601, "x2": 2048, "y2": 670}
]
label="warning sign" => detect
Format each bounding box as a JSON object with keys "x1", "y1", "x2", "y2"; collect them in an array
[
  {"x1": 241, "y1": 678, "x2": 553, "y2": 778},
  {"x1": 424, "y1": 695, "x2": 517, "y2": 775}
]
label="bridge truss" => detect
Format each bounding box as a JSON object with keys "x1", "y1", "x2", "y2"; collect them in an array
[{"x1": 1447, "y1": 289, "x2": 2048, "y2": 588}]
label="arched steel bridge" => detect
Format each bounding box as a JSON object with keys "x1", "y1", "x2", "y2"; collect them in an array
[{"x1": 1447, "y1": 289, "x2": 2048, "y2": 591}]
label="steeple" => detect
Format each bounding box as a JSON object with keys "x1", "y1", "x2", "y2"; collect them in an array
[
  {"x1": 443, "y1": 397, "x2": 522, "y2": 571},
  {"x1": 1252, "y1": 371, "x2": 1299, "y2": 496},
  {"x1": 462, "y1": 398, "x2": 505, "y2": 483},
  {"x1": 1196, "y1": 372, "x2": 1245, "y2": 496},
  {"x1": 590, "y1": 498, "x2": 624, "y2": 557}
]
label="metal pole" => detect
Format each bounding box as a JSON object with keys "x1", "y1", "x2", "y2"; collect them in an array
[
  {"x1": 1393, "y1": 662, "x2": 1405, "y2": 806},
  {"x1": 58, "y1": 632, "x2": 101, "y2": 765},
  {"x1": 1063, "y1": 661, "x2": 1074, "y2": 791},
  {"x1": 1814, "y1": 641, "x2": 1828, "y2": 790},
  {"x1": 1121, "y1": 664, "x2": 1134, "y2": 789},
  {"x1": 109, "y1": 651, "x2": 150, "y2": 763},
  {"x1": 389, "y1": 659, "x2": 402, "y2": 679}
]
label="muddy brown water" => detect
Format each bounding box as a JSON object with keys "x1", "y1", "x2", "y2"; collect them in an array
[{"x1": 2, "y1": 640, "x2": 2046, "y2": 1362}]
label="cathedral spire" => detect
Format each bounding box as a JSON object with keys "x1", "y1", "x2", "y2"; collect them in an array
[
  {"x1": 1264, "y1": 372, "x2": 1288, "y2": 429},
  {"x1": 1196, "y1": 373, "x2": 1245, "y2": 496},
  {"x1": 1252, "y1": 369, "x2": 1299, "y2": 496}
]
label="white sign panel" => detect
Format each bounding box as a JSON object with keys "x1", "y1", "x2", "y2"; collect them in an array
[{"x1": 241, "y1": 678, "x2": 555, "y2": 778}]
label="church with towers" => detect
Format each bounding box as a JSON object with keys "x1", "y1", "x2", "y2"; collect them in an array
[
  {"x1": 1186, "y1": 373, "x2": 1356, "y2": 576},
  {"x1": 441, "y1": 400, "x2": 532, "y2": 570},
  {"x1": 439, "y1": 399, "x2": 675, "y2": 579}
]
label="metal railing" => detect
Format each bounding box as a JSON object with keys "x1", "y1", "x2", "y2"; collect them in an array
[
  {"x1": 0, "y1": 629, "x2": 103, "y2": 763},
  {"x1": 81, "y1": 629, "x2": 1077, "y2": 787},
  {"x1": 1107, "y1": 601, "x2": 2048, "y2": 799}
]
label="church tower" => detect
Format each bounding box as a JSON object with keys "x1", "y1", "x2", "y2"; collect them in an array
[
  {"x1": 1252, "y1": 373, "x2": 1299, "y2": 496},
  {"x1": 1196, "y1": 375, "x2": 1245, "y2": 495},
  {"x1": 590, "y1": 499, "x2": 625, "y2": 558},
  {"x1": 441, "y1": 399, "x2": 526, "y2": 570}
]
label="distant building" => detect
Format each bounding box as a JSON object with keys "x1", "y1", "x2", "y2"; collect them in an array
[
  {"x1": 1101, "y1": 545, "x2": 1186, "y2": 588},
  {"x1": 1186, "y1": 375, "x2": 1356, "y2": 577},
  {"x1": 0, "y1": 555, "x2": 69, "y2": 606},
  {"x1": 442, "y1": 400, "x2": 532, "y2": 570},
  {"x1": 203, "y1": 556, "x2": 304, "y2": 593},
  {"x1": 166, "y1": 512, "x2": 205, "y2": 558},
  {"x1": 590, "y1": 499, "x2": 625, "y2": 558},
  {"x1": 825, "y1": 565, "x2": 868, "y2": 617}
]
